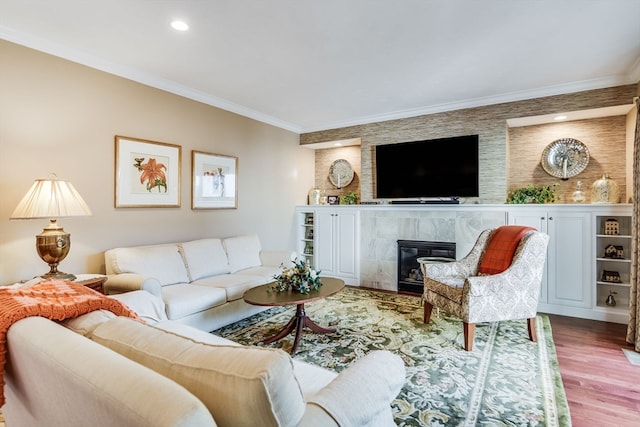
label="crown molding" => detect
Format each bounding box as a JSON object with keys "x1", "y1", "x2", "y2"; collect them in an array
[
  {"x1": 3, "y1": 25, "x2": 637, "y2": 135},
  {"x1": 0, "y1": 26, "x2": 302, "y2": 134},
  {"x1": 300, "y1": 74, "x2": 639, "y2": 133}
]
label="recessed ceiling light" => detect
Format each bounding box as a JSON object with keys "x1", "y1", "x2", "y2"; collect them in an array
[
  {"x1": 171, "y1": 20, "x2": 189, "y2": 31},
  {"x1": 554, "y1": 115, "x2": 567, "y2": 121}
]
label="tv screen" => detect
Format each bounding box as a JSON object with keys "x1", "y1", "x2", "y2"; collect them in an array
[{"x1": 375, "y1": 135, "x2": 479, "y2": 200}]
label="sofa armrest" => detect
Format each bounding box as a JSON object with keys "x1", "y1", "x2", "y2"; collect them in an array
[
  {"x1": 301, "y1": 351, "x2": 405, "y2": 427},
  {"x1": 104, "y1": 273, "x2": 162, "y2": 297},
  {"x1": 260, "y1": 250, "x2": 296, "y2": 267}
]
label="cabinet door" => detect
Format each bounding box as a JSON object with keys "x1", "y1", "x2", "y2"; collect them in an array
[
  {"x1": 508, "y1": 210, "x2": 548, "y2": 303},
  {"x1": 546, "y1": 211, "x2": 591, "y2": 308},
  {"x1": 335, "y1": 211, "x2": 358, "y2": 278},
  {"x1": 507, "y1": 210, "x2": 548, "y2": 232},
  {"x1": 314, "y1": 211, "x2": 336, "y2": 274}
]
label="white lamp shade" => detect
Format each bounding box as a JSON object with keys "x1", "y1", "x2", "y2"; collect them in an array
[{"x1": 10, "y1": 178, "x2": 92, "y2": 219}]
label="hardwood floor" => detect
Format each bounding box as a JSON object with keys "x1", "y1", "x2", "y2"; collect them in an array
[{"x1": 548, "y1": 314, "x2": 640, "y2": 426}]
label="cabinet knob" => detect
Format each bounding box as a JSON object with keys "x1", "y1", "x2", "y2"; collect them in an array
[
  {"x1": 549, "y1": 217, "x2": 553, "y2": 220},
  {"x1": 540, "y1": 217, "x2": 545, "y2": 220}
]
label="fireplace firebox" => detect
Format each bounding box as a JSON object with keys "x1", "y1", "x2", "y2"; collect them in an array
[{"x1": 397, "y1": 240, "x2": 455, "y2": 294}]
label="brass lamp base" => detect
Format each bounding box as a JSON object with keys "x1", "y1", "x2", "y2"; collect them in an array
[
  {"x1": 35, "y1": 219, "x2": 76, "y2": 281},
  {"x1": 39, "y1": 271, "x2": 77, "y2": 281}
]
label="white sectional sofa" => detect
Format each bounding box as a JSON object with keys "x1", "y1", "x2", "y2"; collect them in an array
[
  {"x1": 104, "y1": 234, "x2": 294, "y2": 331},
  {"x1": 2, "y1": 290, "x2": 406, "y2": 427}
]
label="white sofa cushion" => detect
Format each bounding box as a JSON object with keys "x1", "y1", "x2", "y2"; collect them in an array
[
  {"x1": 192, "y1": 274, "x2": 265, "y2": 301},
  {"x1": 180, "y1": 238, "x2": 231, "y2": 281},
  {"x1": 62, "y1": 290, "x2": 167, "y2": 335},
  {"x1": 110, "y1": 290, "x2": 168, "y2": 323},
  {"x1": 91, "y1": 317, "x2": 307, "y2": 427},
  {"x1": 161, "y1": 283, "x2": 227, "y2": 320},
  {"x1": 240, "y1": 265, "x2": 282, "y2": 280},
  {"x1": 153, "y1": 321, "x2": 338, "y2": 400},
  {"x1": 223, "y1": 235, "x2": 262, "y2": 273},
  {"x1": 61, "y1": 309, "x2": 116, "y2": 336},
  {"x1": 110, "y1": 245, "x2": 189, "y2": 286}
]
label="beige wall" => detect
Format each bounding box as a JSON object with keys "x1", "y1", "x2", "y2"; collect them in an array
[
  {"x1": 0, "y1": 41, "x2": 314, "y2": 283},
  {"x1": 302, "y1": 85, "x2": 638, "y2": 204}
]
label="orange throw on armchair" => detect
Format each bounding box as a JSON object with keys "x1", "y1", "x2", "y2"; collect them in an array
[
  {"x1": 477, "y1": 225, "x2": 536, "y2": 275},
  {"x1": 0, "y1": 279, "x2": 140, "y2": 406}
]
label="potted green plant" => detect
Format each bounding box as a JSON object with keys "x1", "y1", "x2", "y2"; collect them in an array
[
  {"x1": 506, "y1": 184, "x2": 558, "y2": 204},
  {"x1": 340, "y1": 191, "x2": 359, "y2": 205}
]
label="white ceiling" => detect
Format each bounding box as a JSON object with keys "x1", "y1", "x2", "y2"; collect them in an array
[{"x1": 1, "y1": 0, "x2": 639, "y2": 134}]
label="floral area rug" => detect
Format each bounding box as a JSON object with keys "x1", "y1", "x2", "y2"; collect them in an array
[{"x1": 213, "y1": 287, "x2": 571, "y2": 426}]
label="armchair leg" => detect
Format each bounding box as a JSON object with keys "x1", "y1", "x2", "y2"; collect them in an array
[
  {"x1": 527, "y1": 317, "x2": 537, "y2": 342},
  {"x1": 423, "y1": 303, "x2": 433, "y2": 324},
  {"x1": 463, "y1": 322, "x2": 475, "y2": 351}
]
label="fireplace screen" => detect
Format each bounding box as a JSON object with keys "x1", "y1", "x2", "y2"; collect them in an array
[{"x1": 397, "y1": 240, "x2": 455, "y2": 294}]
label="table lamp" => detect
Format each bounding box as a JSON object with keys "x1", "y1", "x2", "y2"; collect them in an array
[{"x1": 10, "y1": 174, "x2": 92, "y2": 280}]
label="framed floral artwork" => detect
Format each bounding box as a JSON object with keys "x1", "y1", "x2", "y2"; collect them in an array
[
  {"x1": 114, "y1": 135, "x2": 181, "y2": 208},
  {"x1": 192, "y1": 150, "x2": 238, "y2": 209}
]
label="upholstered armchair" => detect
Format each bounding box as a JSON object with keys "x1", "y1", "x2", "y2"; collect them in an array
[{"x1": 419, "y1": 226, "x2": 549, "y2": 351}]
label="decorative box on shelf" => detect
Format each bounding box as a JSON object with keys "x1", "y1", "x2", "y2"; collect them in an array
[
  {"x1": 603, "y1": 244, "x2": 624, "y2": 259},
  {"x1": 603, "y1": 218, "x2": 620, "y2": 235},
  {"x1": 601, "y1": 270, "x2": 621, "y2": 283}
]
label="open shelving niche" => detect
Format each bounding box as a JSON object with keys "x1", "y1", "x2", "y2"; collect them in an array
[
  {"x1": 298, "y1": 210, "x2": 315, "y2": 269},
  {"x1": 595, "y1": 215, "x2": 631, "y2": 314}
]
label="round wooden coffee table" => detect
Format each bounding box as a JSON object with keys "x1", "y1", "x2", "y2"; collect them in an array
[{"x1": 243, "y1": 277, "x2": 345, "y2": 354}]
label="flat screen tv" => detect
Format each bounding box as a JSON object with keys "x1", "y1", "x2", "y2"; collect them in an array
[{"x1": 375, "y1": 135, "x2": 479, "y2": 201}]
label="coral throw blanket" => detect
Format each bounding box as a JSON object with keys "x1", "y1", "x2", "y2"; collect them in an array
[
  {"x1": 0, "y1": 279, "x2": 140, "y2": 406},
  {"x1": 477, "y1": 225, "x2": 536, "y2": 275}
]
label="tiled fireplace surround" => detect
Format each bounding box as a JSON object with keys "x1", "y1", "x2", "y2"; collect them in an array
[{"x1": 359, "y1": 208, "x2": 506, "y2": 292}]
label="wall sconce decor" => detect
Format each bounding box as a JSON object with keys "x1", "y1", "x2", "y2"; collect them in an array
[{"x1": 540, "y1": 138, "x2": 589, "y2": 180}]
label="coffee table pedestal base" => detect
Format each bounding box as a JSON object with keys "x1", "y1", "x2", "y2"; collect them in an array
[{"x1": 261, "y1": 303, "x2": 336, "y2": 354}]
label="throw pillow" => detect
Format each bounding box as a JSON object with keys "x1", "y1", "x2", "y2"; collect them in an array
[
  {"x1": 223, "y1": 235, "x2": 263, "y2": 273},
  {"x1": 179, "y1": 238, "x2": 231, "y2": 281},
  {"x1": 112, "y1": 245, "x2": 190, "y2": 286}
]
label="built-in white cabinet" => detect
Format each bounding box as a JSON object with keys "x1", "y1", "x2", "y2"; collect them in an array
[
  {"x1": 315, "y1": 208, "x2": 359, "y2": 285},
  {"x1": 508, "y1": 209, "x2": 591, "y2": 310},
  {"x1": 507, "y1": 205, "x2": 631, "y2": 323},
  {"x1": 594, "y1": 214, "x2": 632, "y2": 320},
  {"x1": 295, "y1": 207, "x2": 360, "y2": 285},
  {"x1": 295, "y1": 204, "x2": 631, "y2": 323},
  {"x1": 296, "y1": 210, "x2": 316, "y2": 269}
]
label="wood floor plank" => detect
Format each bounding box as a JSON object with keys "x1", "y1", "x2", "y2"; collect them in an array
[{"x1": 548, "y1": 314, "x2": 640, "y2": 426}]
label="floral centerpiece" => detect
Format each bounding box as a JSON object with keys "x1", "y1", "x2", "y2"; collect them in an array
[{"x1": 272, "y1": 259, "x2": 322, "y2": 294}]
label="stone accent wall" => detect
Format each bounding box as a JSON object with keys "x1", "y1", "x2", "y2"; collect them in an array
[
  {"x1": 359, "y1": 208, "x2": 506, "y2": 291},
  {"x1": 508, "y1": 116, "x2": 628, "y2": 203},
  {"x1": 300, "y1": 85, "x2": 637, "y2": 204}
]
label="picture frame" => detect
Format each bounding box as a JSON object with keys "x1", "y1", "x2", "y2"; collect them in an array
[
  {"x1": 191, "y1": 150, "x2": 238, "y2": 209},
  {"x1": 327, "y1": 195, "x2": 340, "y2": 205},
  {"x1": 115, "y1": 135, "x2": 181, "y2": 208}
]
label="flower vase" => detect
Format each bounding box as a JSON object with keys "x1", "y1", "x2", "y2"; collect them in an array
[
  {"x1": 308, "y1": 188, "x2": 321, "y2": 205},
  {"x1": 572, "y1": 181, "x2": 586, "y2": 203}
]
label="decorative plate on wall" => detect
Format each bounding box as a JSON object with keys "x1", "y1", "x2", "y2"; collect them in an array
[
  {"x1": 540, "y1": 138, "x2": 590, "y2": 180},
  {"x1": 328, "y1": 159, "x2": 354, "y2": 188}
]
